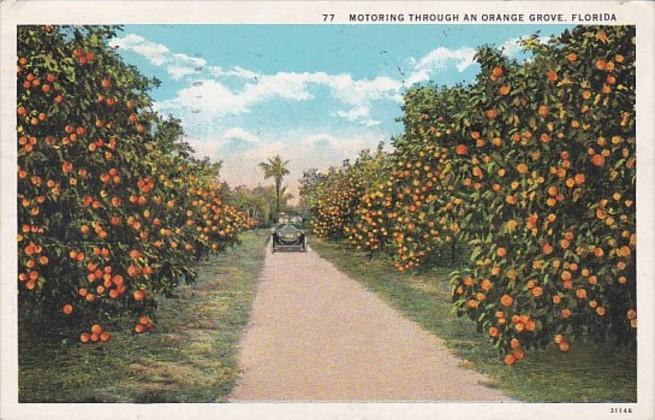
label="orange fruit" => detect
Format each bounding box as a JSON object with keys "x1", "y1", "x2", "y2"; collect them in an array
[
  {"x1": 500, "y1": 294, "x2": 513, "y2": 307},
  {"x1": 559, "y1": 341, "x2": 570, "y2": 352},
  {"x1": 133, "y1": 289, "x2": 145, "y2": 302},
  {"x1": 595, "y1": 59, "x2": 607, "y2": 70},
  {"x1": 574, "y1": 173, "x2": 586, "y2": 184},
  {"x1": 525, "y1": 320, "x2": 536, "y2": 332},
  {"x1": 546, "y1": 70, "x2": 558, "y2": 81},
  {"x1": 112, "y1": 275, "x2": 124, "y2": 286},
  {"x1": 504, "y1": 354, "x2": 516, "y2": 366},
  {"x1": 480, "y1": 279, "x2": 492, "y2": 291}
]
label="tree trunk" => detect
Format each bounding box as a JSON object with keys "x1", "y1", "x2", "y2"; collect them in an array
[{"x1": 275, "y1": 179, "x2": 281, "y2": 215}]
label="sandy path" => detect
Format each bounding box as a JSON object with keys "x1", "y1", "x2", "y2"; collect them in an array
[{"x1": 229, "y1": 243, "x2": 510, "y2": 401}]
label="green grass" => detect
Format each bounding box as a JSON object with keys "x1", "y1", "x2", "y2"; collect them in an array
[
  {"x1": 18, "y1": 229, "x2": 269, "y2": 403},
  {"x1": 311, "y1": 238, "x2": 637, "y2": 403}
]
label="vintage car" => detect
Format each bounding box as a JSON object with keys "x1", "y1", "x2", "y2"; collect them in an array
[{"x1": 271, "y1": 213, "x2": 307, "y2": 252}]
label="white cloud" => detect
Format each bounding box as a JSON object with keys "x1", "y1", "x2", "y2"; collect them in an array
[
  {"x1": 110, "y1": 34, "x2": 206, "y2": 79},
  {"x1": 167, "y1": 65, "x2": 197, "y2": 80},
  {"x1": 245, "y1": 72, "x2": 316, "y2": 102},
  {"x1": 328, "y1": 74, "x2": 401, "y2": 104},
  {"x1": 155, "y1": 79, "x2": 248, "y2": 115},
  {"x1": 362, "y1": 119, "x2": 381, "y2": 127},
  {"x1": 110, "y1": 33, "x2": 170, "y2": 65},
  {"x1": 336, "y1": 105, "x2": 370, "y2": 122},
  {"x1": 185, "y1": 136, "x2": 221, "y2": 161},
  {"x1": 327, "y1": 74, "x2": 401, "y2": 125},
  {"x1": 405, "y1": 46, "x2": 476, "y2": 86},
  {"x1": 156, "y1": 71, "x2": 400, "y2": 127},
  {"x1": 155, "y1": 73, "x2": 318, "y2": 117},
  {"x1": 336, "y1": 107, "x2": 381, "y2": 127},
  {"x1": 209, "y1": 65, "x2": 260, "y2": 80},
  {"x1": 207, "y1": 66, "x2": 225, "y2": 76},
  {"x1": 223, "y1": 127, "x2": 260, "y2": 143},
  {"x1": 172, "y1": 53, "x2": 206, "y2": 68},
  {"x1": 184, "y1": 127, "x2": 261, "y2": 161}
]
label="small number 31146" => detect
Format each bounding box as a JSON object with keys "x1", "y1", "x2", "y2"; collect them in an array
[{"x1": 610, "y1": 407, "x2": 632, "y2": 414}]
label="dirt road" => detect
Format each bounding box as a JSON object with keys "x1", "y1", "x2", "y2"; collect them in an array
[{"x1": 230, "y1": 243, "x2": 510, "y2": 401}]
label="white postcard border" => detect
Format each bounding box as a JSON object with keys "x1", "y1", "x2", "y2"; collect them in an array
[{"x1": 1, "y1": 2, "x2": 653, "y2": 420}]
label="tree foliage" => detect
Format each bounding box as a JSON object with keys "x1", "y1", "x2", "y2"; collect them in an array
[
  {"x1": 301, "y1": 25, "x2": 636, "y2": 363},
  {"x1": 17, "y1": 25, "x2": 257, "y2": 343}
]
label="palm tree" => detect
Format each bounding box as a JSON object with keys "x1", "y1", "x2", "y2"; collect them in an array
[{"x1": 258, "y1": 155, "x2": 290, "y2": 216}]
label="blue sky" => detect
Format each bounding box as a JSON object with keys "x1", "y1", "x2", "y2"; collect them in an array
[{"x1": 111, "y1": 24, "x2": 572, "y2": 198}]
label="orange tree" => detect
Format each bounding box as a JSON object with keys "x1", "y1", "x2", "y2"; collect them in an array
[
  {"x1": 327, "y1": 87, "x2": 469, "y2": 272},
  {"x1": 344, "y1": 176, "x2": 395, "y2": 256},
  {"x1": 378, "y1": 86, "x2": 470, "y2": 272},
  {"x1": 302, "y1": 146, "x2": 388, "y2": 240},
  {"x1": 341, "y1": 148, "x2": 396, "y2": 256},
  {"x1": 443, "y1": 26, "x2": 636, "y2": 364},
  {"x1": 17, "y1": 25, "x2": 254, "y2": 343},
  {"x1": 302, "y1": 25, "x2": 636, "y2": 364}
]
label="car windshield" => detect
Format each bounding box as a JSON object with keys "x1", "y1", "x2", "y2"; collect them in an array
[{"x1": 277, "y1": 215, "x2": 302, "y2": 226}]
